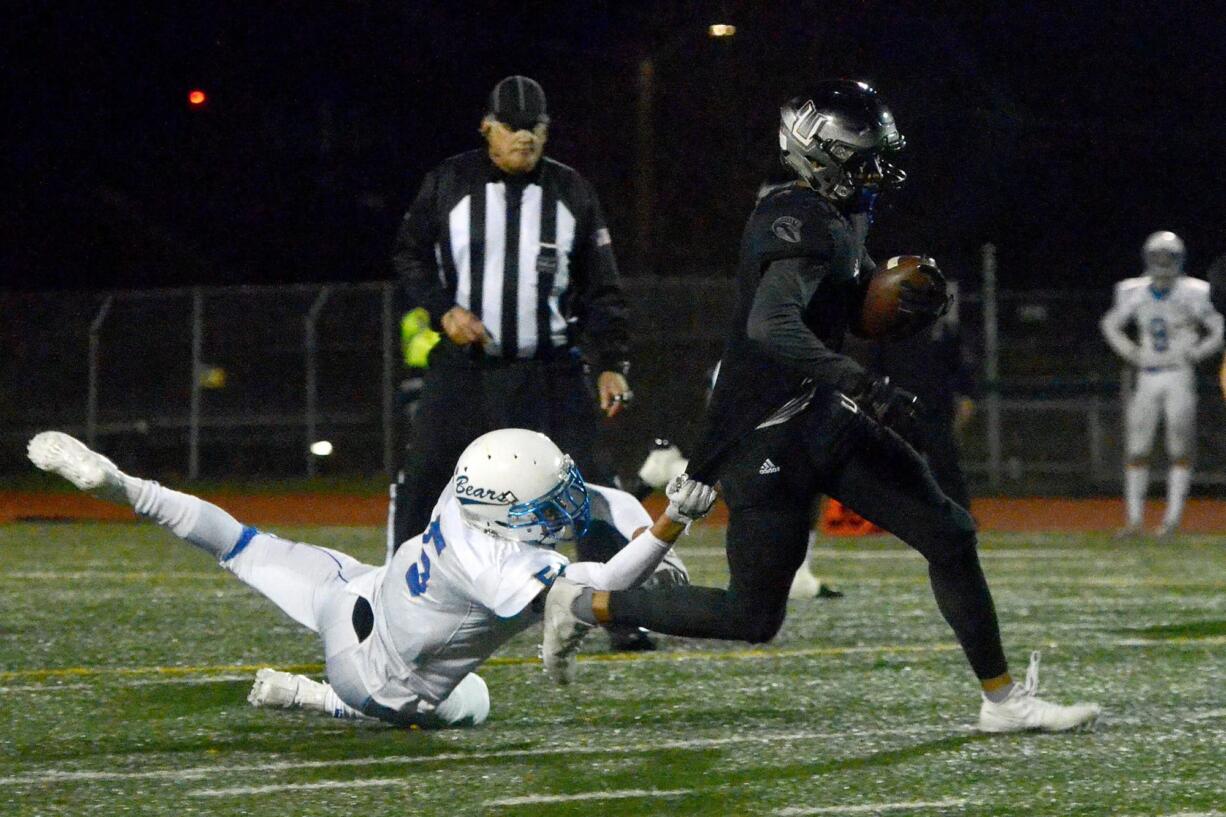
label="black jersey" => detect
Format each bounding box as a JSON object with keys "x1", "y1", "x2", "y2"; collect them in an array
[{"x1": 689, "y1": 184, "x2": 873, "y2": 479}]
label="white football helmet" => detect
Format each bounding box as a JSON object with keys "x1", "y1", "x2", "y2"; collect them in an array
[
  {"x1": 452, "y1": 429, "x2": 590, "y2": 545},
  {"x1": 1143, "y1": 230, "x2": 1185, "y2": 283}
]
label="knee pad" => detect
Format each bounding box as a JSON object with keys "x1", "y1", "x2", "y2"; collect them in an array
[{"x1": 436, "y1": 673, "x2": 490, "y2": 727}]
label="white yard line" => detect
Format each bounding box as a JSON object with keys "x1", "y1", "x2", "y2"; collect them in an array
[
  {"x1": 125, "y1": 674, "x2": 253, "y2": 687},
  {"x1": 190, "y1": 778, "x2": 405, "y2": 797},
  {"x1": 1115, "y1": 635, "x2": 1226, "y2": 647},
  {"x1": 1187, "y1": 709, "x2": 1226, "y2": 721},
  {"x1": 0, "y1": 727, "x2": 936, "y2": 786},
  {"x1": 778, "y1": 798, "x2": 970, "y2": 815},
  {"x1": 485, "y1": 789, "x2": 692, "y2": 807},
  {"x1": 0, "y1": 683, "x2": 90, "y2": 693},
  {"x1": 0, "y1": 571, "x2": 221, "y2": 580}
]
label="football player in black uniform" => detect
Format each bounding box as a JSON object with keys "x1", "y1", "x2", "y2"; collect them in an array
[{"x1": 543, "y1": 80, "x2": 1100, "y2": 732}]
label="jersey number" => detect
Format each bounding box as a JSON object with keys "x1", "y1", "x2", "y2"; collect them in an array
[
  {"x1": 406, "y1": 518, "x2": 447, "y2": 597},
  {"x1": 1149, "y1": 317, "x2": 1169, "y2": 352}
]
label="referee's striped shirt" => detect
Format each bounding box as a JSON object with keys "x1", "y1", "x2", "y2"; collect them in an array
[{"x1": 395, "y1": 149, "x2": 629, "y2": 371}]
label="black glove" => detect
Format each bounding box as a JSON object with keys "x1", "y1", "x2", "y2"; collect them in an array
[
  {"x1": 897, "y1": 258, "x2": 952, "y2": 328},
  {"x1": 852, "y1": 376, "x2": 925, "y2": 448}
]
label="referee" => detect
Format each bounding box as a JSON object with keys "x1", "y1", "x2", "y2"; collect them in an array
[{"x1": 391, "y1": 75, "x2": 633, "y2": 561}]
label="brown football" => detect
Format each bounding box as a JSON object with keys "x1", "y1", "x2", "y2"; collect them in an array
[{"x1": 853, "y1": 255, "x2": 946, "y2": 340}]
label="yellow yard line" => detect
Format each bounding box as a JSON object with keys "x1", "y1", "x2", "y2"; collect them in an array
[{"x1": 5, "y1": 633, "x2": 1222, "y2": 683}]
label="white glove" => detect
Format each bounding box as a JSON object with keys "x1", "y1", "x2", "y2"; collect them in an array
[
  {"x1": 638, "y1": 445, "x2": 689, "y2": 490},
  {"x1": 664, "y1": 474, "x2": 717, "y2": 526}
]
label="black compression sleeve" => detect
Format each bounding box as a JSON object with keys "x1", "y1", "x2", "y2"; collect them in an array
[{"x1": 746, "y1": 256, "x2": 866, "y2": 392}]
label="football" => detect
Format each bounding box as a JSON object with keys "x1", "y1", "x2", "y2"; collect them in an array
[{"x1": 853, "y1": 255, "x2": 948, "y2": 340}]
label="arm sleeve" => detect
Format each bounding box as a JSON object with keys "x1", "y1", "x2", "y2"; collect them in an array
[
  {"x1": 746, "y1": 256, "x2": 867, "y2": 392},
  {"x1": 571, "y1": 181, "x2": 631, "y2": 373},
  {"x1": 562, "y1": 529, "x2": 672, "y2": 591},
  {"x1": 394, "y1": 169, "x2": 454, "y2": 322},
  {"x1": 1099, "y1": 287, "x2": 1139, "y2": 362}
]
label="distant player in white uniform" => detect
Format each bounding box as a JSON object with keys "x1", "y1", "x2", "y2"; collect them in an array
[
  {"x1": 27, "y1": 428, "x2": 716, "y2": 728},
  {"x1": 1100, "y1": 231, "x2": 1224, "y2": 536}
]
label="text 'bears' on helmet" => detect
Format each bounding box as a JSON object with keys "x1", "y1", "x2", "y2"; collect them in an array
[
  {"x1": 453, "y1": 428, "x2": 590, "y2": 545},
  {"x1": 778, "y1": 79, "x2": 906, "y2": 202},
  {"x1": 1142, "y1": 230, "x2": 1186, "y2": 275}
]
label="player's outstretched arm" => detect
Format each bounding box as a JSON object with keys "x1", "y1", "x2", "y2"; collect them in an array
[{"x1": 562, "y1": 476, "x2": 716, "y2": 592}]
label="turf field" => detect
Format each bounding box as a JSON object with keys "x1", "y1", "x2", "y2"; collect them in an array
[{"x1": 1, "y1": 521, "x2": 1224, "y2": 816}]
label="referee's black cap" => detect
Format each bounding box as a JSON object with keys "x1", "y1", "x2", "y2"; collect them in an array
[{"x1": 487, "y1": 76, "x2": 549, "y2": 131}]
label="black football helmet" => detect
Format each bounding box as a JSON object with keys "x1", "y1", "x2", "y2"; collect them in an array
[{"x1": 779, "y1": 80, "x2": 906, "y2": 202}]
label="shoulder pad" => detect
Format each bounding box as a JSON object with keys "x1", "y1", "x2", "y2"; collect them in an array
[
  {"x1": 1115, "y1": 277, "x2": 1148, "y2": 296},
  {"x1": 748, "y1": 187, "x2": 845, "y2": 262},
  {"x1": 1179, "y1": 276, "x2": 1210, "y2": 296}
]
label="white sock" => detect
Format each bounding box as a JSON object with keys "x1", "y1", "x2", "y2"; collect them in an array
[
  {"x1": 800, "y1": 531, "x2": 817, "y2": 574},
  {"x1": 128, "y1": 478, "x2": 244, "y2": 558},
  {"x1": 321, "y1": 677, "x2": 367, "y2": 716},
  {"x1": 1124, "y1": 466, "x2": 1148, "y2": 527},
  {"x1": 1164, "y1": 465, "x2": 1191, "y2": 528}
]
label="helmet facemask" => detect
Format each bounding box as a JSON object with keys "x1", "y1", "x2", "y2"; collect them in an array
[{"x1": 505, "y1": 457, "x2": 590, "y2": 546}]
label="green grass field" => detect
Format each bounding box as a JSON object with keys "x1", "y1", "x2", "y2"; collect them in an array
[{"x1": 2, "y1": 520, "x2": 1224, "y2": 816}]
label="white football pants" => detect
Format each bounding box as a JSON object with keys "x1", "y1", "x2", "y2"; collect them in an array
[
  {"x1": 221, "y1": 529, "x2": 489, "y2": 728},
  {"x1": 1125, "y1": 366, "x2": 1196, "y2": 461}
]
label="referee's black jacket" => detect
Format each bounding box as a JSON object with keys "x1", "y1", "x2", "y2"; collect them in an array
[{"x1": 394, "y1": 149, "x2": 630, "y2": 372}]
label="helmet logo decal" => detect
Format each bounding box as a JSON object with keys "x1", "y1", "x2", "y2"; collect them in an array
[
  {"x1": 772, "y1": 216, "x2": 803, "y2": 244},
  {"x1": 790, "y1": 100, "x2": 828, "y2": 148},
  {"x1": 454, "y1": 475, "x2": 519, "y2": 505}
]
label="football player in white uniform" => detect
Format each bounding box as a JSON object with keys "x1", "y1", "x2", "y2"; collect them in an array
[
  {"x1": 27, "y1": 428, "x2": 715, "y2": 728},
  {"x1": 1100, "y1": 231, "x2": 1224, "y2": 536}
]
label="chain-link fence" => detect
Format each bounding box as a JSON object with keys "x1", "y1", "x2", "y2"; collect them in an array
[{"x1": 3, "y1": 272, "x2": 1225, "y2": 494}]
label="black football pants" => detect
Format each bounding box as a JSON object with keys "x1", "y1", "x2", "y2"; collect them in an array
[
  {"x1": 606, "y1": 394, "x2": 1008, "y2": 681},
  {"x1": 391, "y1": 341, "x2": 616, "y2": 559}
]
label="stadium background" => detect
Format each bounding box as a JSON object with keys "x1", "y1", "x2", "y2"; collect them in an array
[
  {"x1": 7, "y1": 3, "x2": 1226, "y2": 503},
  {"x1": 5, "y1": 7, "x2": 1226, "y2": 816}
]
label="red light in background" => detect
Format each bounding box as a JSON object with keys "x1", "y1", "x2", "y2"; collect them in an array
[{"x1": 187, "y1": 89, "x2": 207, "y2": 106}]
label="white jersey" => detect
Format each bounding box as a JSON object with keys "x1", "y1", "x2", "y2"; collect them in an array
[
  {"x1": 1101, "y1": 276, "x2": 1222, "y2": 370},
  {"x1": 345, "y1": 483, "x2": 652, "y2": 714}
]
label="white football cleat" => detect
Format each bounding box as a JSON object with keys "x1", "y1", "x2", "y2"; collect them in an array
[
  {"x1": 248, "y1": 668, "x2": 302, "y2": 709},
  {"x1": 27, "y1": 431, "x2": 127, "y2": 502},
  {"x1": 540, "y1": 577, "x2": 593, "y2": 685},
  {"x1": 248, "y1": 668, "x2": 330, "y2": 711},
  {"x1": 978, "y1": 651, "x2": 1101, "y2": 733}
]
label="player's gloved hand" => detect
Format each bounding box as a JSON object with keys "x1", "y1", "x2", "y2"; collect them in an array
[
  {"x1": 897, "y1": 258, "x2": 951, "y2": 325},
  {"x1": 853, "y1": 377, "x2": 925, "y2": 449},
  {"x1": 664, "y1": 475, "x2": 718, "y2": 527}
]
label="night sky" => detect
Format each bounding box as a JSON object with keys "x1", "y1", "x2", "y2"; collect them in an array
[{"x1": 6, "y1": 1, "x2": 1226, "y2": 292}]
